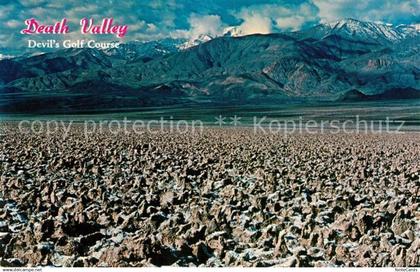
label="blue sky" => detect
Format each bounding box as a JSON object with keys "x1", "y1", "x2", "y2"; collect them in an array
[{"x1": 0, "y1": 0, "x2": 419, "y2": 54}]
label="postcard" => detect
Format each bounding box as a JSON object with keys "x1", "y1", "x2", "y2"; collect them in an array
[{"x1": 0, "y1": 0, "x2": 419, "y2": 270}]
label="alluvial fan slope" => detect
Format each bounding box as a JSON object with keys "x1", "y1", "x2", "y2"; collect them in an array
[{"x1": 0, "y1": 124, "x2": 419, "y2": 267}]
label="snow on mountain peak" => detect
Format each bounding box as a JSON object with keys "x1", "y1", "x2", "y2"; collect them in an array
[
  {"x1": 178, "y1": 19, "x2": 419, "y2": 50},
  {"x1": 222, "y1": 26, "x2": 245, "y2": 37},
  {"x1": 0, "y1": 53, "x2": 14, "y2": 60},
  {"x1": 322, "y1": 18, "x2": 419, "y2": 42},
  {"x1": 178, "y1": 34, "x2": 214, "y2": 50}
]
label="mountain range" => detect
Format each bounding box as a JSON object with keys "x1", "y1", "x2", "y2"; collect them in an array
[{"x1": 0, "y1": 18, "x2": 419, "y2": 114}]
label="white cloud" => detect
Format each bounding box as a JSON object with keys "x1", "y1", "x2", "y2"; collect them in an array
[
  {"x1": 19, "y1": 0, "x2": 47, "y2": 7},
  {"x1": 146, "y1": 23, "x2": 158, "y2": 33},
  {"x1": 129, "y1": 22, "x2": 158, "y2": 34},
  {"x1": 311, "y1": 0, "x2": 419, "y2": 23},
  {"x1": 171, "y1": 3, "x2": 319, "y2": 39},
  {"x1": 171, "y1": 14, "x2": 225, "y2": 39},
  {"x1": 233, "y1": 3, "x2": 318, "y2": 34},
  {"x1": 0, "y1": 5, "x2": 16, "y2": 20},
  {"x1": 236, "y1": 13, "x2": 272, "y2": 35},
  {"x1": 32, "y1": 7, "x2": 47, "y2": 17},
  {"x1": 5, "y1": 20, "x2": 20, "y2": 28},
  {"x1": 128, "y1": 21, "x2": 146, "y2": 32},
  {"x1": 188, "y1": 14, "x2": 225, "y2": 38},
  {"x1": 275, "y1": 3, "x2": 317, "y2": 31},
  {"x1": 275, "y1": 16, "x2": 306, "y2": 31}
]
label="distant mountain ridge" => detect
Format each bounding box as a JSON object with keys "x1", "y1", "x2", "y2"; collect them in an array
[
  {"x1": 307, "y1": 18, "x2": 419, "y2": 43},
  {"x1": 0, "y1": 18, "x2": 419, "y2": 113}
]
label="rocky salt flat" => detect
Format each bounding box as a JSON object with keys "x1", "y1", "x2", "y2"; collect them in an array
[{"x1": 0, "y1": 124, "x2": 419, "y2": 267}]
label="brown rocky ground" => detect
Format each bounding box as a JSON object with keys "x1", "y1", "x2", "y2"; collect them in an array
[{"x1": 0, "y1": 124, "x2": 419, "y2": 267}]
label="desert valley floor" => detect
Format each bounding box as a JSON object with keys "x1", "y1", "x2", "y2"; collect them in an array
[{"x1": 0, "y1": 124, "x2": 419, "y2": 267}]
